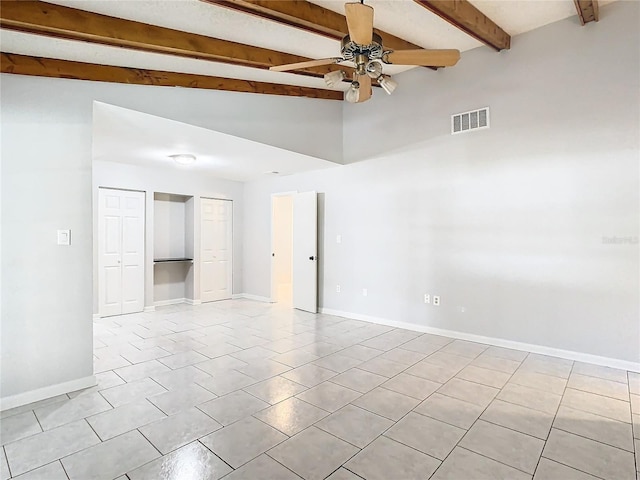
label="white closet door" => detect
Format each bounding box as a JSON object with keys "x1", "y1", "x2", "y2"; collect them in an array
[
  {"x1": 120, "y1": 191, "x2": 145, "y2": 314},
  {"x1": 98, "y1": 188, "x2": 145, "y2": 317},
  {"x1": 292, "y1": 191, "x2": 318, "y2": 313},
  {"x1": 201, "y1": 198, "x2": 233, "y2": 302}
]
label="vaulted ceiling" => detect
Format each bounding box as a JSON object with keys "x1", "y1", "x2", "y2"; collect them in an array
[{"x1": 1, "y1": 0, "x2": 609, "y2": 101}]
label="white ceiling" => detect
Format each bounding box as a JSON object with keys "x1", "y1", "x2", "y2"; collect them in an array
[
  {"x1": 92, "y1": 102, "x2": 339, "y2": 181},
  {"x1": 0, "y1": 0, "x2": 617, "y2": 93}
]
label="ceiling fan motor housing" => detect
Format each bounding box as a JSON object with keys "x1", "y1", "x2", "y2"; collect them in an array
[{"x1": 341, "y1": 33, "x2": 384, "y2": 61}]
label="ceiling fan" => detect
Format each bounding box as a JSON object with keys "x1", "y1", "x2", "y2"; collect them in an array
[{"x1": 269, "y1": 1, "x2": 461, "y2": 103}]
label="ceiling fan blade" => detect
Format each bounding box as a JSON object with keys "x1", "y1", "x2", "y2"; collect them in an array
[
  {"x1": 269, "y1": 57, "x2": 341, "y2": 72},
  {"x1": 345, "y1": 3, "x2": 374, "y2": 45},
  {"x1": 356, "y1": 73, "x2": 372, "y2": 103},
  {"x1": 384, "y1": 49, "x2": 461, "y2": 67}
]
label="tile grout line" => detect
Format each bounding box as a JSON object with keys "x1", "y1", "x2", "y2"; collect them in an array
[
  {"x1": 83, "y1": 417, "x2": 105, "y2": 443},
  {"x1": 320, "y1": 349, "x2": 455, "y2": 472},
  {"x1": 195, "y1": 438, "x2": 236, "y2": 473},
  {"x1": 135, "y1": 427, "x2": 164, "y2": 457},
  {"x1": 425, "y1": 350, "x2": 531, "y2": 479},
  {"x1": 31, "y1": 407, "x2": 46, "y2": 437},
  {"x1": 2, "y1": 446, "x2": 11, "y2": 479},
  {"x1": 550, "y1": 423, "x2": 635, "y2": 452},
  {"x1": 532, "y1": 357, "x2": 575, "y2": 478},
  {"x1": 558, "y1": 386, "x2": 634, "y2": 422},
  {"x1": 59, "y1": 458, "x2": 71, "y2": 480},
  {"x1": 264, "y1": 424, "x2": 364, "y2": 479},
  {"x1": 341, "y1": 465, "x2": 366, "y2": 479},
  {"x1": 244, "y1": 337, "x2": 525, "y2": 476},
  {"x1": 257, "y1": 452, "x2": 305, "y2": 479},
  {"x1": 627, "y1": 370, "x2": 639, "y2": 477},
  {"x1": 537, "y1": 457, "x2": 607, "y2": 480}
]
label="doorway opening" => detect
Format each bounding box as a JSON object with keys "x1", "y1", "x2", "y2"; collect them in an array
[
  {"x1": 271, "y1": 194, "x2": 294, "y2": 305},
  {"x1": 271, "y1": 191, "x2": 318, "y2": 313}
]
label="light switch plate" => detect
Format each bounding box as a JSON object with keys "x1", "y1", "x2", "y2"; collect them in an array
[{"x1": 57, "y1": 229, "x2": 71, "y2": 246}]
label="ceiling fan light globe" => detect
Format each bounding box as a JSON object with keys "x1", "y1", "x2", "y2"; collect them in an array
[
  {"x1": 324, "y1": 70, "x2": 346, "y2": 87},
  {"x1": 345, "y1": 82, "x2": 360, "y2": 103},
  {"x1": 379, "y1": 75, "x2": 398, "y2": 95},
  {"x1": 365, "y1": 60, "x2": 383, "y2": 79}
]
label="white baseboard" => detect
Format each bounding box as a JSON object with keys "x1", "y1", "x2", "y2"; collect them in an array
[
  {"x1": 154, "y1": 298, "x2": 188, "y2": 307},
  {"x1": 233, "y1": 293, "x2": 272, "y2": 303},
  {"x1": 143, "y1": 306, "x2": 156, "y2": 313},
  {"x1": 185, "y1": 299, "x2": 202, "y2": 306},
  {"x1": 92, "y1": 313, "x2": 100, "y2": 320},
  {"x1": 319, "y1": 308, "x2": 640, "y2": 373},
  {"x1": 0, "y1": 375, "x2": 96, "y2": 412}
]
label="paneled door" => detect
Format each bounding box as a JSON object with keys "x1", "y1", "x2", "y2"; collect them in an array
[
  {"x1": 201, "y1": 198, "x2": 232, "y2": 302},
  {"x1": 98, "y1": 188, "x2": 145, "y2": 317},
  {"x1": 292, "y1": 191, "x2": 318, "y2": 313}
]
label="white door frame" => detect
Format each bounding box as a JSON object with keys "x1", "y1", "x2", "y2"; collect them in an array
[
  {"x1": 270, "y1": 191, "x2": 298, "y2": 303},
  {"x1": 200, "y1": 197, "x2": 233, "y2": 302}
]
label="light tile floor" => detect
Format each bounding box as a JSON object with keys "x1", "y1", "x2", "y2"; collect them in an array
[{"x1": 1, "y1": 300, "x2": 639, "y2": 479}]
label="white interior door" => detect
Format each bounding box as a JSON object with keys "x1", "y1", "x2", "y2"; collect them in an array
[
  {"x1": 98, "y1": 188, "x2": 145, "y2": 317},
  {"x1": 201, "y1": 198, "x2": 232, "y2": 302},
  {"x1": 120, "y1": 192, "x2": 145, "y2": 314},
  {"x1": 293, "y1": 191, "x2": 318, "y2": 313}
]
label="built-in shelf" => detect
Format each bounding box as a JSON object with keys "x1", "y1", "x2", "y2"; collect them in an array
[
  {"x1": 153, "y1": 192, "x2": 195, "y2": 305},
  {"x1": 154, "y1": 258, "x2": 193, "y2": 264}
]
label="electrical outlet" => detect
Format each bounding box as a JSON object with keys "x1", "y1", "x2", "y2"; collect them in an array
[
  {"x1": 336, "y1": 234, "x2": 342, "y2": 244},
  {"x1": 362, "y1": 288, "x2": 368, "y2": 297},
  {"x1": 433, "y1": 295, "x2": 440, "y2": 306},
  {"x1": 336, "y1": 285, "x2": 341, "y2": 293},
  {"x1": 424, "y1": 294, "x2": 430, "y2": 304}
]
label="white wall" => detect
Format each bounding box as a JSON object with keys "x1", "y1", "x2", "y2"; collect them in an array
[
  {"x1": 93, "y1": 160, "x2": 244, "y2": 310},
  {"x1": 154, "y1": 193, "x2": 189, "y2": 260},
  {"x1": 243, "y1": 2, "x2": 640, "y2": 365},
  {"x1": 1, "y1": 88, "x2": 94, "y2": 403},
  {"x1": 1, "y1": 74, "x2": 341, "y2": 405}
]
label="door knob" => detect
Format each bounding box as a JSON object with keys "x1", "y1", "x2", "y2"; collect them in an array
[{"x1": 309, "y1": 256, "x2": 315, "y2": 260}]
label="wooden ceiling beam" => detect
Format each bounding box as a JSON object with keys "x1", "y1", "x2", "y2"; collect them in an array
[
  {"x1": 574, "y1": 0, "x2": 599, "y2": 25},
  {"x1": 210, "y1": 0, "x2": 439, "y2": 68},
  {"x1": 0, "y1": 0, "x2": 353, "y2": 79},
  {"x1": 413, "y1": 0, "x2": 510, "y2": 51},
  {"x1": 0, "y1": 53, "x2": 344, "y2": 100}
]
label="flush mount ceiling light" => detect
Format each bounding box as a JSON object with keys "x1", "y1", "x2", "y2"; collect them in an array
[
  {"x1": 270, "y1": 1, "x2": 460, "y2": 104},
  {"x1": 170, "y1": 154, "x2": 196, "y2": 165}
]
